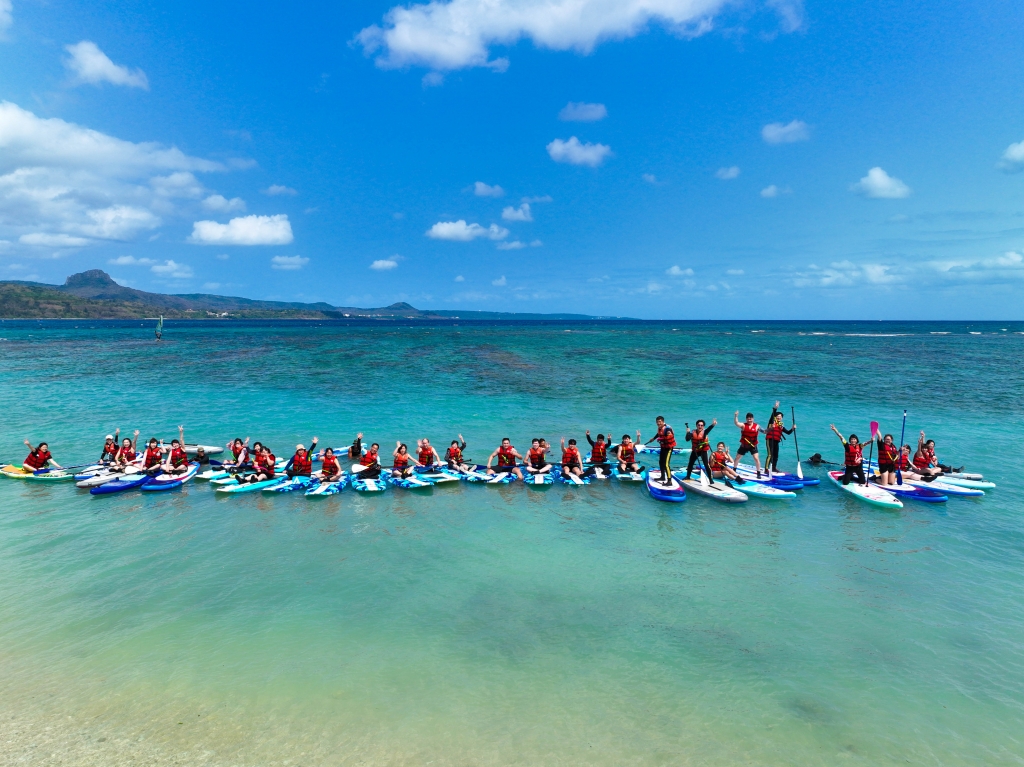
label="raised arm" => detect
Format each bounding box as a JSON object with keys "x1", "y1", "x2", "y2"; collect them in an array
[
  {"x1": 585, "y1": 431, "x2": 596, "y2": 447},
  {"x1": 829, "y1": 424, "x2": 846, "y2": 444},
  {"x1": 734, "y1": 410, "x2": 743, "y2": 428}
]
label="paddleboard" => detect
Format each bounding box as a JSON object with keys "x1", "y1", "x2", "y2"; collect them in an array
[
  {"x1": 526, "y1": 471, "x2": 554, "y2": 487},
  {"x1": 215, "y1": 476, "x2": 287, "y2": 494},
  {"x1": 387, "y1": 472, "x2": 433, "y2": 489},
  {"x1": 351, "y1": 475, "x2": 387, "y2": 493},
  {"x1": 869, "y1": 480, "x2": 946, "y2": 503},
  {"x1": 646, "y1": 470, "x2": 686, "y2": 502},
  {"x1": 676, "y1": 473, "x2": 747, "y2": 503},
  {"x1": 828, "y1": 471, "x2": 903, "y2": 509},
  {"x1": 1, "y1": 464, "x2": 76, "y2": 481},
  {"x1": 141, "y1": 463, "x2": 199, "y2": 491},
  {"x1": 264, "y1": 476, "x2": 318, "y2": 493},
  {"x1": 934, "y1": 476, "x2": 995, "y2": 489},
  {"x1": 306, "y1": 478, "x2": 346, "y2": 496},
  {"x1": 90, "y1": 474, "x2": 153, "y2": 495},
  {"x1": 725, "y1": 479, "x2": 795, "y2": 499},
  {"x1": 611, "y1": 467, "x2": 646, "y2": 482},
  {"x1": 904, "y1": 478, "x2": 984, "y2": 497}
]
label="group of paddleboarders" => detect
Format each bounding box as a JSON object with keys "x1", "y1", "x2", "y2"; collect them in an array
[{"x1": 829, "y1": 426, "x2": 961, "y2": 486}]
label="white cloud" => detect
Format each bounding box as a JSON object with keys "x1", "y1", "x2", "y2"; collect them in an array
[
  {"x1": 202, "y1": 282, "x2": 221, "y2": 291},
  {"x1": 529, "y1": 239, "x2": 542, "y2": 247},
  {"x1": 370, "y1": 258, "x2": 398, "y2": 270},
  {"x1": 474, "y1": 181, "x2": 504, "y2": 197},
  {"x1": 64, "y1": 41, "x2": 149, "y2": 89},
  {"x1": 271, "y1": 255, "x2": 309, "y2": 270},
  {"x1": 997, "y1": 140, "x2": 1024, "y2": 173},
  {"x1": 791, "y1": 251, "x2": 1024, "y2": 290},
  {"x1": 202, "y1": 194, "x2": 246, "y2": 212},
  {"x1": 760, "y1": 185, "x2": 780, "y2": 198},
  {"x1": 850, "y1": 167, "x2": 910, "y2": 199},
  {"x1": 496, "y1": 240, "x2": 526, "y2": 250},
  {"x1": 422, "y1": 71, "x2": 445, "y2": 87},
  {"x1": 522, "y1": 194, "x2": 552, "y2": 203},
  {"x1": 82, "y1": 205, "x2": 160, "y2": 239},
  {"x1": 558, "y1": 102, "x2": 607, "y2": 122},
  {"x1": 19, "y1": 232, "x2": 89, "y2": 247},
  {"x1": 666, "y1": 265, "x2": 693, "y2": 277},
  {"x1": 108, "y1": 255, "x2": 155, "y2": 266},
  {"x1": 547, "y1": 136, "x2": 612, "y2": 167},
  {"x1": 726, "y1": 268, "x2": 744, "y2": 275},
  {"x1": 762, "y1": 120, "x2": 809, "y2": 144},
  {"x1": 189, "y1": 214, "x2": 294, "y2": 245},
  {"x1": 264, "y1": 184, "x2": 297, "y2": 196},
  {"x1": 151, "y1": 172, "x2": 203, "y2": 198},
  {"x1": 715, "y1": 165, "x2": 740, "y2": 179},
  {"x1": 426, "y1": 219, "x2": 508, "y2": 241},
  {"x1": 0, "y1": 1, "x2": 11, "y2": 34},
  {"x1": 356, "y1": 0, "x2": 799, "y2": 71},
  {"x1": 501, "y1": 202, "x2": 532, "y2": 221},
  {"x1": 151, "y1": 260, "x2": 193, "y2": 279},
  {"x1": 492, "y1": 275, "x2": 507, "y2": 286},
  {"x1": 454, "y1": 275, "x2": 465, "y2": 281},
  {"x1": 642, "y1": 173, "x2": 658, "y2": 184}
]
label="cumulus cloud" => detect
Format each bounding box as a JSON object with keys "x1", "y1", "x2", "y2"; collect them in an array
[
  {"x1": 370, "y1": 258, "x2": 398, "y2": 270},
  {"x1": 454, "y1": 274, "x2": 465, "y2": 281},
  {"x1": 997, "y1": 140, "x2": 1024, "y2": 173},
  {"x1": 558, "y1": 102, "x2": 607, "y2": 122},
  {"x1": 0, "y1": 0, "x2": 11, "y2": 33},
  {"x1": 716, "y1": 166, "x2": 740, "y2": 179},
  {"x1": 792, "y1": 251, "x2": 1024, "y2": 290},
  {"x1": 151, "y1": 172, "x2": 203, "y2": 198},
  {"x1": 501, "y1": 202, "x2": 532, "y2": 221},
  {"x1": 271, "y1": 255, "x2": 308, "y2": 270},
  {"x1": 496, "y1": 240, "x2": 527, "y2": 250},
  {"x1": 64, "y1": 41, "x2": 149, "y2": 89},
  {"x1": 850, "y1": 167, "x2": 910, "y2": 199},
  {"x1": 19, "y1": 233, "x2": 89, "y2": 247},
  {"x1": 474, "y1": 181, "x2": 504, "y2": 197},
  {"x1": 151, "y1": 259, "x2": 193, "y2": 279},
  {"x1": 666, "y1": 265, "x2": 693, "y2": 277},
  {"x1": 422, "y1": 71, "x2": 445, "y2": 87},
  {"x1": 189, "y1": 214, "x2": 294, "y2": 245},
  {"x1": 202, "y1": 194, "x2": 246, "y2": 212},
  {"x1": 426, "y1": 219, "x2": 508, "y2": 241},
  {"x1": 355, "y1": 0, "x2": 799, "y2": 71},
  {"x1": 492, "y1": 275, "x2": 507, "y2": 286},
  {"x1": 762, "y1": 120, "x2": 809, "y2": 144},
  {"x1": 264, "y1": 184, "x2": 297, "y2": 196},
  {"x1": 760, "y1": 184, "x2": 782, "y2": 198},
  {"x1": 108, "y1": 255, "x2": 155, "y2": 266},
  {"x1": 82, "y1": 206, "x2": 160, "y2": 239},
  {"x1": 547, "y1": 136, "x2": 611, "y2": 167}
]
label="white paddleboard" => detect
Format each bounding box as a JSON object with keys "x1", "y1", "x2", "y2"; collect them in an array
[{"x1": 828, "y1": 471, "x2": 903, "y2": 509}]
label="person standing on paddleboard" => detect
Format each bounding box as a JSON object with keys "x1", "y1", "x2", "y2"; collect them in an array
[
  {"x1": 613, "y1": 432, "x2": 642, "y2": 474},
  {"x1": 100, "y1": 430, "x2": 120, "y2": 463},
  {"x1": 22, "y1": 440, "x2": 61, "y2": 472},
  {"x1": 524, "y1": 438, "x2": 552, "y2": 475},
  {"x1": 830, "y1": 424, "x2": 865, "y2": 485},
  {"x1": 645, "y1": 416, "x2": 676, "y2": 486},
  {"x1": 764, "y1": 402, "x2": 794, "y2": 473},
  {"x1": 486, "y1": 438, "x2": 524, "y2": 480},
  {"x1": 682, "y1": 419, "x2": 717, "y2": 484},
  {"x1": 445, "y1": 436, "x2": 470, "y2": 472},
  {"x1": 734, "y1": 410, "x2": 766, "y2": 477}
]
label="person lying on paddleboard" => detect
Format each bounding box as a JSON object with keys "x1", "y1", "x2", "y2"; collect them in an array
[
  {"x1": 287, "y1": 439, "x2": 318, "y2": 479},
  {"x1": 560, "y1": 438, "x2": 585, "y2": 479},
  {"x1": 486, "y1": 438, "x2": 523, "y2": 480},
  {"x1": 224, "y1": 437, "x2": 251, "y2": 470},
  {"x1": 100, "y1": 430, "x2": 120, "y2": 463},
  {"x1": 734, "y1": 410, "x2": 765, "y2": 478},
  {"x1": 160, "y1": 427, "x2": 191, "y2": 475},
  {"x1": 585, "y1": 431, "x2": 613, "y2": 474},
  {"x1": 709, "y1": 442, "x2": 745, "y2": 482},
  {"x1": 764, "y1": 402, "x2": 794, "y2": 473},
  {"x1": 874, "y1": 431, "x2": 901, "y2": 486},
  {"x1": 682, "y1": 419, "x2": 716, "y2": 484},
  {"x1": 644, "y1": 416, "x2": 676, "y2": 486},
  {"x1": 316, "y1": 447, "x2": 343, "y2": 482},
  {"x1": 445, "y1": 436, "x2": 470, "y2": 472},
  {"x1": 416, "y1": 439, "x2": 442, "y2": 468},
  {"x1": 116, "y1": 431, "x2": 140, "y2": 467},
  {"x1": 392, "y1": 443, "x2": 417, "y2": 478},
  {"x1": 614, "y1": 432, "x2": 642, "y2": 473},
  {"x1": 358, "y1": 442, "x2": 382, "y2": 478},
  {"x1": 524, "y1": 438, "x2": 552, "y2": 475},
  {"x1": 829, "y1": 424, "x2": 865, "y2": 485},
  {"x1": 22, "y1": 440, "x2": 60, "y2": 472}
]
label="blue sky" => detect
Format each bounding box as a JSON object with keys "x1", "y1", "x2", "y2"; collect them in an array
[{"x1": 0, "y1": 0, "x2": 1022, "y2": 318}]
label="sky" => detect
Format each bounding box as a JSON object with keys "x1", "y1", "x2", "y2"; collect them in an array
[{"x1": 0, "y1": 0, "x2": 1022, "y2": 319}]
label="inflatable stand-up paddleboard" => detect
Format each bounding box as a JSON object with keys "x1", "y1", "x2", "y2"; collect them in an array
[
  {"x1": 646, "y1": 470, "x2": 686, "y2": 502},
  {"x1": 828, "y1": 471, "x2": 903, "y2": 509}
]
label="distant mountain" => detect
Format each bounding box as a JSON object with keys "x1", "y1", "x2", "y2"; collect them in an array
[{"x1": 0, "y1": 271, "x2": 624, "y2": 320}]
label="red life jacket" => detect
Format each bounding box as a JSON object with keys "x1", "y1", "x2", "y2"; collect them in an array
[
  {"x1": 527, "y1": 447, "x2": 546, "y2": 467},
  {"x1": 117, "y1": 445, "x2": 135, "y2": 463},
  {"x1": 101, "y1": 442, "x2": 118, "y2": 461},
  {"x1": 446, "y1": 446, "x2": 462, "y2": 462},
  {"x1": 24, "y1": 449, "x2": 50, "y2": 469},
  {"x1": 361, "y1": 450, "x2": 378, "y2": 467},
  {"x1": 710, "y1": 450, "x2": 729, "y2": 471},
  {"x1": 497, "y1": 445, "x2": 516, "y2": 467},
  {"x1": 169, "y1": 446, "x2": 189, "y2": 468},
  {"x1": 321, "y1": 455, "x2": 339, "y2": 475},
  {"x1": 897, "y1": 453, "x2": 911, "y2": 471},
  {"x1": 261, "y1": 452, "x2": 276, "y2": 477},
  {"x1": 765, "y1": 421, "x2": 784, "y2": 441},
  {"x1": 844, "y1": 442, "x2": 863, "y2": 467},
  {"x1": 913, "y1": 447, "x2": 936, "y2": 469},
  {"x1": 393, "y1": 452, "x2": 410, "y2": 469},
  {"x1": 591, "y1": 441, "x2": 608, "y2": 462},
  {"x1": 619, "y1": 444, "x2": 635, "y2": 462},
  {"x1": 878, "y1": 442, "x2": 899, "y2": 466},
  {"x1": 232, "y1": 444, "x2": 245, "y2": 460},
  {"x1": 656, "y1": 425, "x2": 676, "y2": 449},
  {"x1": 292, "y1": 451, "x2": 312, "y2": 475},
  {"x1": 144, "y1": 446, "x2": 163, "y2": 468},
  {"x1": 741, "y1": 422, "x2": 759, "y2": 448},
  {"x1": 418, "y1": 447, "x2": 434, "y2": 465},
  {"x1": 690, "y1": 428, "x2": 709, "y2": 453},
  {"x1": 562, "y1": 447, "x2": 580, "y2": 466}
]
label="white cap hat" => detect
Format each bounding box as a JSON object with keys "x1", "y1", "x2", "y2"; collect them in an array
[
  {"x1": 296, "y1": 444, "x2": 305, "y2": 451},
  {"x1": 105, "y1": 434, "x2": 114, "y2": 441}
]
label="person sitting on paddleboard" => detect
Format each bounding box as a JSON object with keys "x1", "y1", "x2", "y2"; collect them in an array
[
  {"x1": 709, "y1": 442, "x2": 745, "y2": 483},
  {"x1": 585, "y1": 430, "x2": 613, "y2": 476},
  {"x1": 358, "y1": 442, "x2": 382, "y2": 479},
  {"x1": 140, "y1": 437, "x2": 167, "y2": 475},
  {"x1": 764, "y1": 402, "x2": 794, "y2": 473},
  {"x1": 100, "y1": 430, "x2": 120, "y2": 463},
  {"x1": 830, "y1": 424, "x2": 865, "y2": 485},
  {"x1": 416, "y1": 439, "x2": 441, "y2": 468},
  {"x1": 644, "y1": 416, "x2": 676, "y2": 486},
  {"x1": 287, "y1": 439, "x2": 318, "y2": 479},
  {"x1": 116, "y1": 431, "x2": 140, "y2": 467},
  {"x1": 445, "y1": 436, "x2": 470, "y2": 472},
  {"x1": 241, "y1": 444, "x2": 276, "y2": 484},
  {"x1": 524, "y1": 438, "x2": 552, "y2": 475},
  {"x1": 683, "y1": 419, "x2": 717, "y2": 485},
  {"x1": 160, "y1": 427, "x2": 190, "y2": 475},
  {"x1": 224, "y1": 437, "x2": 251, "y2": 470},
  {"x1": 914, "y1": 432, "x2": 956, "y2": 476},
  {"x1": 22, "y1": 440, "x2": 60, "y2": 472},
  {"x1": 316, "y1": 447, "x2": 343, "y2": 482},
  {"x1": 486, "y1": 438, "x2": 523, "y2": 480},
  {"x1": 560, "y1": 438, "x2": 585, "y2": 479},
  {"x1": 614, "y1": 431, "x2": 642, "y2": 473},
  {"x1": 874, "y1": 432, "x2": 901, "y2": 486},
  {"x1": 734, "y1": 410, "x2": 766, "y2": 478},
  {"x1": 392, "y1": 443, "x2": 416, "y2": 478}
]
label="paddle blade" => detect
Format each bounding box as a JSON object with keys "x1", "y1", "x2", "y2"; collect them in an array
[
  {"x1": 699, "y1": 470, "x2": 709, "y2": 487},
  {"x1": 796, "y1": 462, "x2": 804, "y2": 480},
  {"x1": 349, "y1": 464, "x2": 368, "y2": 474},
  {"x1": 870, "y1": 421, "x2": 879, "y2": 439}
]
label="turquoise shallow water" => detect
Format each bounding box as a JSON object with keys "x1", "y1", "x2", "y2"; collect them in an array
[{"x1": 1, "y1": 320, "x2": 1023, "y2": 765}]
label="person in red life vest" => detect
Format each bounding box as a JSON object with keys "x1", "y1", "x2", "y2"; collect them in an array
[
  {"x1": 115, "y1": 430, "x2": 140, "y2": 468},
  {"x1": 315, "y1": 447, "x2": 343, "y2": 482},
  {"x1": 560, "y1": 437, "x2": 584, "y2": 478},
  {"x1": 100, "y1": 429, "x2": 120, "y2": 463},
  {"x1": 22, "y1": 440, "x2": 60, "y2": 472},
  {"x1": 392, "y1": 442, "x2": 417, "y2": 478},
  {"x1": 287, "y1": 438, "x2": 318, "y2": 479},
  {"x1": 585, "y1": 430, "x2": 613, "y2": 476},
  {"x1": 241, "y1": 444, "x2": 276, "y2": 484},
  {"x1": 357, "y1": 442, "x2": 382, "y2": 479},
  {"x1": 416, "y1": 438, "x2": 441, "y2": 468},
  {"x1": 643, "y1": 416, "x2": 676, "y2": 486},
  {"x1": 708, "y1": 442, "x2": 745, "y2": 482},
  {"x1": 160, "y1": 426, "x2": 190, "y2": 475},
  {"x1": 141, "y1": 437, "x2": 167, "y2": 474},
  {"x1": 486, "y1": 438, "x2": 523, "y2": 480},
  {"x1": 830, "y1": 424, "x2": 866, "y2": 485},
  {"x1": 913, "y1": 431, "x2": 956, "y2": 476},
  {"x1": 682, "y1": 418, "x2": 718, "y2": 484},
  {"x1": 873, "y1": 431, "x2": 901, "y2": 486},
  {"x1": 613, "y1": 431, "x2": 642, "y2": 474},
  {"x1": 224, "y1": 437, "x2": 251, "y2": 470},
  {"x1": 524, "y1": 438, "x2": 552, "y2": 476},
  {"x1": 445, "y1": 435, "x2": 470, "y2": 472},
  {"x1": 733, "y1": 410, "x2": 766, "y2": 478},
  {"x1": 763, "y1": 402, "x2": 795, "y2": 473}
]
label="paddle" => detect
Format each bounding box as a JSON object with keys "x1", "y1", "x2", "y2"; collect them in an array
[
  {"x1": 895, "y1": 409, "x2": 907, "y2": 485},
  {"x1": 865, "y1": 421, "x2": 879, "y2": 486},
  {"x1": 33, "y1": 462, "x2": 90, "y2": 475},
  {"x1": 791, "y1": 407, "x2": 804, "y2": 480}
]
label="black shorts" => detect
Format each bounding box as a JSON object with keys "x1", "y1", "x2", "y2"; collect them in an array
[
  {"x1": 878, "y1": 463, "x2": 896, "y2": 472},
  {"x1": 737, "y1": 444, "x2": 758, "y2": 456},
  {"x1": 494, "y1": 465, "x2": 516, "y2": 473}
]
